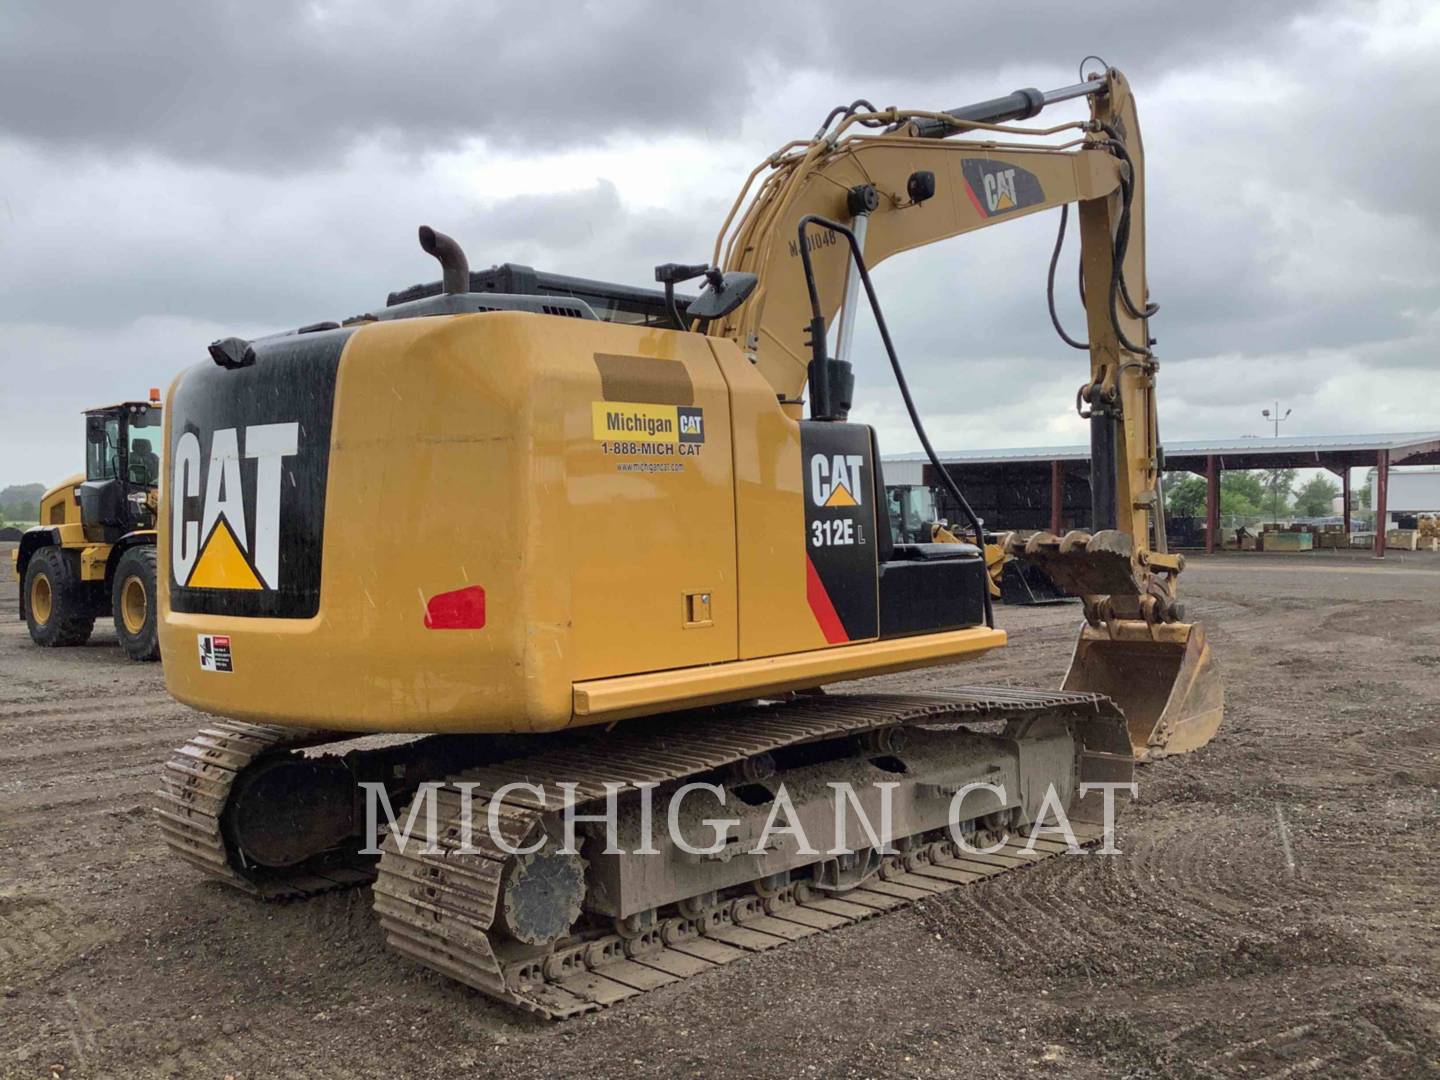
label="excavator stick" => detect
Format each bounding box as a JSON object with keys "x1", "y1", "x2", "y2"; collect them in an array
[{"x1": 1062, "y1": 620, "x2": 1223, "y2": 762}]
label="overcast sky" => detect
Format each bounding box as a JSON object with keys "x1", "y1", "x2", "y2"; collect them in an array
[{"x1": 2, "y1": 0, "x2": 1437, "y2": 490}]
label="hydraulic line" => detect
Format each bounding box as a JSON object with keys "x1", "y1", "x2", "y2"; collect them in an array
[
  {"x1": 796, "y1": 214, "x2": 993, "y2": 628},
  {"x1": 1047, "y1": 204, "x2": 1089, "y2": 350},
  {"x1": 1095, "y1": 125, "x2": 1157, "y2": 357},
  {"x1": 812, "y1": 98, "x2": 887, "y2": 140}
]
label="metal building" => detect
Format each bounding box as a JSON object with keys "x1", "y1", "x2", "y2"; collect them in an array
[{"x1": 884, "y1": 431, "x2": 1440, "y2": 558}]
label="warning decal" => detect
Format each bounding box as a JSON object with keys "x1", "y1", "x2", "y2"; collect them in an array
[{"x1": 198, "y1": 634, "x2": 234, "y2": 673}]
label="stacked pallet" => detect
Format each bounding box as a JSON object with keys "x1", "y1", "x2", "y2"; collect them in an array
[
  {"x1": 1265, "y1": 531, "x2": 1314, "y2": 552},
  {"x1": 1387, "y1": 529, "x2": 1440, "y2": 552}
]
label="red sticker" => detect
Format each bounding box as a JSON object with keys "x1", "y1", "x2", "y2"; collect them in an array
[{"x1": 424, "y1": 586, "x2": 487, "y2": 630}]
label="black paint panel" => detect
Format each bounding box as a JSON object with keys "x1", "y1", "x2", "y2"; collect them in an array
[
  {"x1": 879, "y1": 552, "x2": 987, "y2": 639},
  {"x1": 801, "y1": 422, "x2": 878, "y2": 641},
  {"x1": 168, "y1": 328, "x2": 353, "y2": 619}
]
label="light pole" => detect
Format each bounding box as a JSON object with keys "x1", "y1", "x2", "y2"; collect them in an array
[
  {"x1": 1261, "y1": 402, "x2": 1291, "y2": 438},
  {"x1": 1261, "y1": 403, "x2": 1292, "y2": 525}
]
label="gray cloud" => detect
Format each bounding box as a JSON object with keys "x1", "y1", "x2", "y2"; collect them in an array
[
  {"x1": 0, "y1": 0, "x2": 814, "y2": 171},
  {"x1": 2, "y1": 0, "x2": 1437, "y2": 489},
  {"x1": 0, "y1": 1, "x2": 1348, "y2": 174}
]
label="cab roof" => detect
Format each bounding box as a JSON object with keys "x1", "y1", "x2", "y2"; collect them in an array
[{"x1": 84, "y1": 400, "x2": 162, "y2": 415}]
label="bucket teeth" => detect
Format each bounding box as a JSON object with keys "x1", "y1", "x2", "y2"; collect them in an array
[{"x1": 1015, "y1": 529, "x2": 1142, "y2": 597}]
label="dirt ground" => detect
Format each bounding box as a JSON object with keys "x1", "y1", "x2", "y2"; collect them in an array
[{"x1": 2, "y1": 545, "x2": 1438, "y2": 1079}]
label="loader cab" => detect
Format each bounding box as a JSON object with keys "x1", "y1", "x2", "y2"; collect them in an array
[
  {"x1": 81, "y1": 400, "x2": 161, "y2": 541},
  {"x1": 885, "y1": 484, "x2": 944, "y2": 545}
]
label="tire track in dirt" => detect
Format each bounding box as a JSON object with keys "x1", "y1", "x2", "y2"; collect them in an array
[
  {"x1": 5, "y1": 555, "x2": 1440, "y2": 1078},
  {"x1": 0, "y1": 895, "x2": 118, "y2": 984}
]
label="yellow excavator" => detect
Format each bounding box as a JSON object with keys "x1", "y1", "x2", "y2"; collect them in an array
[{"x1": 155, "y1": 64, "x2": 1221, "y2": 1017}]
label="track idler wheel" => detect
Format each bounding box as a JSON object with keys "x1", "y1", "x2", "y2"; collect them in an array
[
  {"x1": 497, "y1": 849, "x2": 587, "y2": 947},
  {"x1": 223, "y1": 755, "x2": 359, "y2": 868}
]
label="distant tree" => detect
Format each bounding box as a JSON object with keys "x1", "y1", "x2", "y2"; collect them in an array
[
  {"x1": 1293, "y1": 475, "x2": 1340, "y2": 517},
  {"x1": 1220, "y1": 470, "x2": 1266, "y2": 518},
  {"x1": 1354, "y1": 468, "x2": 1374, "y2": 511},
  {"x1": 1164, "y1": 473, "x2": 1208, "y2": 517},
  {"x1": 0, "y1": 483, "x2": 45, "y2": 526},
  {"x1": 1260, "y1": 468, "x2": 1297, "y2": 520}
]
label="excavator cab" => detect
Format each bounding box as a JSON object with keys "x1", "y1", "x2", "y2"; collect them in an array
[{"x1": 884, "y1": 483, "x2": 941, "y2": 545}]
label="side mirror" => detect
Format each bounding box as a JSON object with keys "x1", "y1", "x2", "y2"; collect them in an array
[
  {"x1": 685, "y1": 271, "x2": 758, "y2": 322},
  {"x1": 86, "y1": 416, "x2": 106, "y2": 442}
]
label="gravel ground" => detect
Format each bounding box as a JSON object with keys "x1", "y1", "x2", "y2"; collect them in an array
[{"x1": 2, "y1": 545, "x2": 1438, "y2": 1079}]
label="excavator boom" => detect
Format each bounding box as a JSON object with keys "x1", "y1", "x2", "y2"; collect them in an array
[{"x1": 707, "y1": 66, "x2": 1221, "y2": 759}]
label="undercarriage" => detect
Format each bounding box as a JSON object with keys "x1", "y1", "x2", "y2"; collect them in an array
[{"x1": 158, "y1": 688, "x2": 1130, "y2": 1017}]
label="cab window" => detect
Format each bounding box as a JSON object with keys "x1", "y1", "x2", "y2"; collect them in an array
[
  {"x1": 128, "y1": 409, "x2": 161, "y2": 486},
  {"x1": 86, "y1": 416, "x2": 121, "y2": 481}
]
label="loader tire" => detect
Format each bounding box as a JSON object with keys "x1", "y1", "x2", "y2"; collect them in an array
[
  {"x1": 112, "y1": 546, "x2": 160, "y2": 661},
  {"x1": 24, "y1": 547, "x2": 95, "y2": 647}
]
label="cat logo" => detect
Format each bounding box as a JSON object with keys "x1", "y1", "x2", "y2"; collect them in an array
[
  {"x1": 983, "y1": 168, "x2": 1017, "y2": 212},
  {"x1": 811, "y1": 453, "x2": 865, "y2": 508},
  {"x1": 960, "y1": 158, "x2": 1044, "y2": 218},
  {"x1": 171, "y1": 423, "x2": 299, "y2": 591}
]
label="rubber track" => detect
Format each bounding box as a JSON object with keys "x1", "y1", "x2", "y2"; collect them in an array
[
  {"x1": 155, "y1": 721, "x2": 376, "y2": 899},
  {"x1": 373, "y1": 687, "x2": 1123, "y2": 1018}
]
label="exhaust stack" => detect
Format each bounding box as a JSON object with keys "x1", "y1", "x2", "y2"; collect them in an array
[{"x1": 418, "y1": 226, "x2": 470, "y2": 295}]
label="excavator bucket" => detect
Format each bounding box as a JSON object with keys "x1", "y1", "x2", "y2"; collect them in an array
[
  {"x1": 1061, "y1": 620, "x2": 1223, "y2": 761},
  {"x1": 1012, "y1": 529, "x2": 1224, "y2": 760}
]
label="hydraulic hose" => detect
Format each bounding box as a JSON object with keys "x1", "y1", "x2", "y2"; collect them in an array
[
  {"x1": 796, "y1": 214, "x2": 994, "y2": 628},
  {"x1": 812, "y1": 99, "x2": 886, "y2": 140},
  {"x1": 1047, "y1": 204, "x2": 1089, "y2": 350},
  {"x1": 1096, "y1": 125, "x2": 1158, "y2": 357}
]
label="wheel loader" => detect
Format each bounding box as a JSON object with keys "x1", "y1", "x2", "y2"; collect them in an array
[
  {"x1": 884, "y1": 483, "x2": 1075, "y2": 606},
  {"x1": 14, "y1": 394, "x2": 163, "y2": 660},
  {"x1": 155, "y1": 64, "x2": 1223, "y2": 1017}
]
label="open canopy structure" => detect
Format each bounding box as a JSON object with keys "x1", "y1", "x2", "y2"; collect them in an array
[{"x1": 883, "y1": 432, "x2": 1440, "y2": 558}]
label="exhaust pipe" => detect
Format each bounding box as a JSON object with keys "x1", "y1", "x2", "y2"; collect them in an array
[{"x1": 418, "y1": 226, "x2": 470, "y2": 294}]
